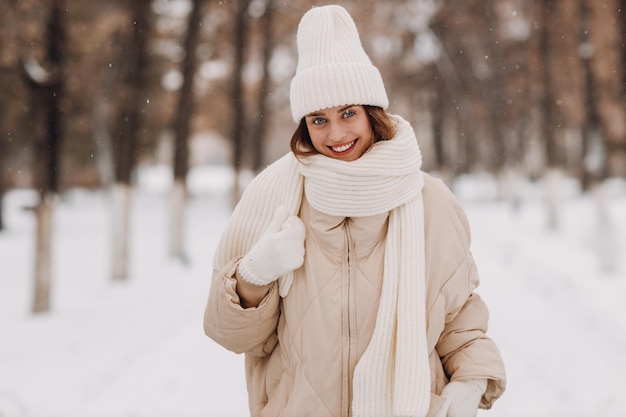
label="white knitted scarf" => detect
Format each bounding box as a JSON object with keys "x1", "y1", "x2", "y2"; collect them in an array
[{"x1": 213, "y1": 116, "x2": 430, "y2": 417}]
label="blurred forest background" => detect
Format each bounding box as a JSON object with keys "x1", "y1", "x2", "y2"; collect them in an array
[{"x1": 1, "y1": 0, "x2": 626, "y2": 312}]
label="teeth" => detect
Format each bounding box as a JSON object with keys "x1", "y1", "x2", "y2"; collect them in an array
[{"x1": 331, "y1": 140, "x2": 355, "y2": 153}]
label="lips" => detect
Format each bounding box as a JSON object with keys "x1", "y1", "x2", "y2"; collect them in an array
[{"x1": 330, "y1": 139, "x2": 357, "y2": 153}]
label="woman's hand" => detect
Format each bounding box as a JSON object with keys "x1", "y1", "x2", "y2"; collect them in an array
[
  {"x1": 440, "y1": 379, "x2": 487, "y2": 417},
  {"x1": 237, "y1": 206, "x2": 306, "y2": 287}
]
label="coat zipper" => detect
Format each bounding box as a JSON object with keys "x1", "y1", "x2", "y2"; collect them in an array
[
  {"x1": 343, "y1": 222, "x2": 358, "y2": 417},
  {"x1": 341, "y1": 222, "x2": 350, "y2": 417}
]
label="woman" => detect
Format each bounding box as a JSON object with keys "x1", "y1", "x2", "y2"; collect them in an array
[{"x1": 204, "y1": 5, "x2": 506, "y2": 417}]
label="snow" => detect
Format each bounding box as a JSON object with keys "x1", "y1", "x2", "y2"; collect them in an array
[{"x1": 1, "y1": 165, "x2": 625, "y2": 417}]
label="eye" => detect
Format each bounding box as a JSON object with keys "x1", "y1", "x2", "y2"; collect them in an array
[
  {"x1": 343, "y1": 109, "x2": 356, "y2": 118},
  {"x1": 312, "y1": 118, "x2": 326, "y2": 125}
]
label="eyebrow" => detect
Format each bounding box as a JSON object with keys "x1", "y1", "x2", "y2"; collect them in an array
[{"x1": 305, "y1": 105, "x2": 355, "y2": 118}]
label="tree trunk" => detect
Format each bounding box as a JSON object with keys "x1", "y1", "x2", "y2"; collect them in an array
[
  {"x1": 548, "y1": 0, "x2": 586, "y2": 175},
  {"x1": 544, "y1": 168, "x2": 563, "y2": 230},
  {"x1": 27, "y1": 0, "x2": 66, "y2": 313},
  {"x1": 251, "y1": 0, "x2": 275, "y2": 173},
  {"x1": 580, "y1": 0, "x2": 602, "y2": 190},
  {"x1": 92, "y1": 99, "x2": 115, "y2": 188},
  {"x1": 538, "y1": 0, "x2": 586, "y2": 228},
  {"x1": 93, "y1": 57, "x2": 117, "y2": 189},
  {"x1": 169, "y1": 179, "x2": 186, "y2": 262},
  {"x1": 0, "y1": 138, "x2": 4, "y2": 231},
  {"x1": 111, "y1": 0, "x2": 151, "y2": 280},
  {"x1": 585, "y1": 0, "x2": 626, "y2": 178},
  {"x1": 432, "y1": 80, "x2": 445, "y2": 172},
  {"x1": 529, "y1": 0, "x2": 561, "y2": 230},
  {"x1": 111, "y1": 182, "x2": 131, "y2": 281},
  {"x1": 0, "y1": 192, "x2": 4, "y2": 232},
  {"x1": 170, "y1": 0, "x2": 205, "y2": 261},
  {"x1": 475, "y1": 3, "x2": 507, "y2": 173},
  {"x1": 592, "y1": 181, "x2": 619, "y2": 273},
  {"x1": 429, "y1": 8, "x2": 480, "y2": 174},
  {"x1": 230, "y1": 0, "x2": 252, "y2": 206},
  {"x1": 32, "y1": 191, "x2": 54, "y2": 313},
  {"x1": 540, "y1": 1, "x2": 561, "y2": 169}
]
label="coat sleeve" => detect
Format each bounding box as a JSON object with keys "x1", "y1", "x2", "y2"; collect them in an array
[
  {"x1": 203, "y1": 257, "x2": 280, "y2": 356},
  {"x1": 423, "y1": 174, "x2": 506, "y2": 409},
  {"x1": 435, "y1": 253, "x2": 506, "y2": 409}
]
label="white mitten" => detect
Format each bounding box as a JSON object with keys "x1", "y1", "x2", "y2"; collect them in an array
[
  {"x1": 441, "y1": 379, "x2": 487, "y2": 417},
  {"x1": 237, "y1": 206, "x2": 306, "y2": 286}
]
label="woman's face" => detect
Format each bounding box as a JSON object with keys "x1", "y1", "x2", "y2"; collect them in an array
[{"x1": 304, "y1": 105, "x2": 374, "y2": 161}]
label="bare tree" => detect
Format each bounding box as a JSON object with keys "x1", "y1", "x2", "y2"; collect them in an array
[
  {"x1": 170, "y1": 0, "x2": 206, "y2": 262},
  {"x1": 21, "y1": 0, "x2": 66, "y2": 313},
  {"x1": 0, "y1": 1, "x2": 9, "y2": 233},
  {"x1": 230, "y1": 0, "x2": 252, "y2": 205},
  {"x1": 584, "y1": 0, "x2": 626, "y2": 178},
  {"x1": 580, "y1": 0, "x2": 621, "y2": 272},
  {"x1": 0, "y1": 139, "x2": 4, "y2": 232},
  {"x1": 430, "y1": 3, "x2": 484, "y2": 174},
  {"x1": 580, "y1": 1, "x2": 603, "y2": 190},
  {"x1": 111, "y1": 0, "x2": 151, "y2": 281},
  {"x1": 525, "y1": 0, "x2": 562, "y2": 229},
  {"x1": 548, "y1": 0, "x2": 586, "y2": 173},
  {"x1": 250, "y1": 0, "x2": 275, "y2": 173},
  {"x1": 3, "y1": 0, "x2": 626, "y2": 219}
]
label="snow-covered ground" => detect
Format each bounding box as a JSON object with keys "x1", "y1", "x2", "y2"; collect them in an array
[{"x1": 1, "y1": 165, "x2": 625, "y2": 417}]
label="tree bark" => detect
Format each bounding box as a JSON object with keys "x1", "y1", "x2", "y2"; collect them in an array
[
  {"x1": 430, "y1": 5, "x2": 482, "y2": 174},
  {"x1": 170, "y1": 0, "x2": 205, "y2": 261},
  {"x1": 111, "y1": 182, "x2": 131, "y2": 281},
  {"x1": 92, "y1": 99, "x2": 115, "y2": 188},
  {"x1": 528, "y1": 0, "x2": 560, "y2": 229},
  {"x1": 0, "y1": 138, "x2": 4, "y2": 232},
  {"x1": 539, "y1": 1, "x2": 560, "y2": 169},
  {"x1": 580, "y1": 0, "x2": 602, "y2": 189},
  {"x1": 111, "y1": 0, "x2": 151, "y2": 281},
  {"x1": 230, "y1": 0, "x2": 252, "y2": 205},
  {"x1": 584, "y1": 0, "x2": 626, "y2": 178},
  {"x1": 113, "y1": 0, "x2": 150, "y2": 185},
  {"x1": 548, "y1": 0, "x2": 586, "y2": 175},
  {"x1": 251, "y1": 0, "x2": 275, "y2": 173},
  {"x1": 432, "y1": 80, "x2": 446, "y2": 172},
  {"x1": 473, "y1": 2, "x2": 508, "y2": 173},
  {"x1": 26, "y1": 0, "x2": 66, "y2": 313},
  {"x1": 33, "y1": 192, "x2": 54, "y2": 313}
]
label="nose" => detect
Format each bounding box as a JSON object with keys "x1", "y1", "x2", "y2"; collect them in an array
[{"x1": 327, "y1": 122, "x2": 347, "y2": 142}]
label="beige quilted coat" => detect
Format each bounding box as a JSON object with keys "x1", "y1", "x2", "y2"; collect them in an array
[{"x1": 204, "y1": 173, "x2": 506, "y2": 417}]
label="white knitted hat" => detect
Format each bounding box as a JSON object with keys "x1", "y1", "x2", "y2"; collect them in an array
[{"x1": 289, "y1": 5, "x2": 389, "y2": 122}]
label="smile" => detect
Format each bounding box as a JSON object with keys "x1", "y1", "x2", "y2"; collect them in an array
[{"x1": 330, "y1": 140, "x2": 357, "y2": 153}]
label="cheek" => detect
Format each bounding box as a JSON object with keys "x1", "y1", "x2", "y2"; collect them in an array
[
  {"x1": 309, "y1": 133, "x2": 326, "y2": 153},
  {"x1": 361, "y1": 128, "x2": 375, "y2": 147}
]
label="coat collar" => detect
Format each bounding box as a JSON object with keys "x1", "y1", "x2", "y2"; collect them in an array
[{"x1": 300, "y1": 195, "x2": 389, "y2": 259}]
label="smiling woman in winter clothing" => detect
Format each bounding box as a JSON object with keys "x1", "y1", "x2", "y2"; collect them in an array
[{"x1": 203, "y1": 5, "x2": 506, "y2": 417}]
